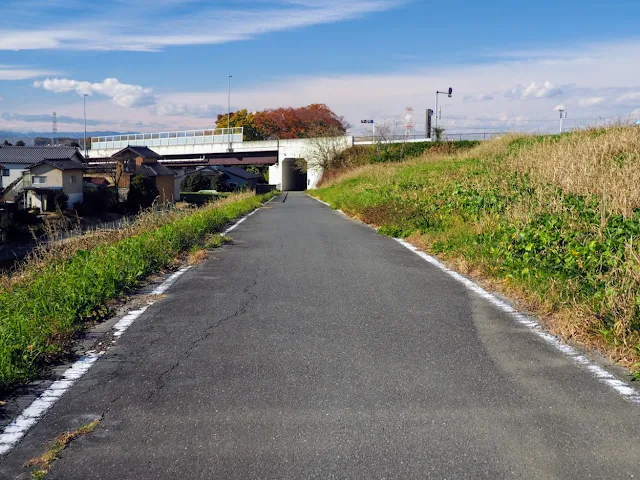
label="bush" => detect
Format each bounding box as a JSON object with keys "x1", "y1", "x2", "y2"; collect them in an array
[
  {"x1": 181, "y1": 172, "x2": 218, "y2": 192},
  {"x1": 0, "y1": 209, "x2": 43, "y2": 242},
  {"x1": 181, "y1": 192, "x2": 224, "y2": 205},
  {"x1": 77, "y1": 188, "x2": 117, "y2": 216},
  {"x1": 54, "y1": 192, "x2": 69, "y2": 211},
  {"x1": 127, "y1": 175, "x2": 158, "y2": 212}
]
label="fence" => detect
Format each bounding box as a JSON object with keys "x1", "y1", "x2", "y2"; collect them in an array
[{"x1": 353, "y1": 132, "x2": 508, "y2": 143}]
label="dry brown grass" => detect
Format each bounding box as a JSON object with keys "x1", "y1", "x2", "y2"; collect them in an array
[
  {"x1": 506, "y1": 125, "x2": 640, "y2": 217},
  {"x1": 26, "y1": 418, "x2": 100, "y2": 479},
  {"x1": 0, "y1": 192, "x2": 254, "y2": 290}
]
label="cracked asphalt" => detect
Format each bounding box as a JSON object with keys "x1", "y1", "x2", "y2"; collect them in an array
[{"x1": 1, "y1": 192, "x2": 640, "y2": 479}]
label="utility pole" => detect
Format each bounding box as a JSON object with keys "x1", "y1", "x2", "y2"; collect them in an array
[
  {"x1": 559, "y1": 109, "x2": 567, "y2": 133},
  {"x1": 83, "y1": 94, "x2": 88, "y2": 157},
  {"x1": 52, "y1": 112, "x2": 57, "y2": 146},
  {"x1": 434, "y1": 88, "x2": 452, "y2": 139},
  {"x1": 228, "y1": 75, "x2": 232, "y2": 152}
]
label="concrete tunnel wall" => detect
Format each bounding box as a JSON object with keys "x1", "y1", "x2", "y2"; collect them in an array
[{"x1": 268, "y1": 136, "x2": 353, "y2": 190}]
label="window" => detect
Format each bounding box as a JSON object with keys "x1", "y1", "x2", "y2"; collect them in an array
[
  {"x1": 70, "y1": 175, "x2": 76, "y2": 184},
  {"x1": 2, "y1": 169, "x2": 9, "y2": 177},
  {"x1": 32, "y1": 176, "x2": 47, "y2": 185}
]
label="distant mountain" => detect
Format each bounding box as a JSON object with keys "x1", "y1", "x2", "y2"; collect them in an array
[{"x1": 0, "y1": 130, "x2": 139, "y2": 147}]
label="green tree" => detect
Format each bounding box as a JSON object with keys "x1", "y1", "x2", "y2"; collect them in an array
[
  {"x1": 3, "y1": 140, "x2": 12, "y2": 146},
  {"x1": 15, "y1": 140, "x2": 26, "y2": 147},
  {"x1": 216, "y1": 109, "x2": 263, "y2": 141},
  {"x1": 434, "y1": 127, "x2": 446, "y2": 142},
  {"x1": 181, "y1": 172, "x2": 217, "y2": 192},
  {"x1": 127, "y1": 175, "x2": 158, "y2": 212},
  {"x1": 246, "y1": 165, "x2": 269, "y2": 183}
]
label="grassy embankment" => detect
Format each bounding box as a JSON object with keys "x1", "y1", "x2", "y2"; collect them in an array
[
  {"x1": 311, "y1": 126, "x2": 640, "y2": 377},
  {"x1": 0, "y1": 191, "x2": 276, "y2": 393}
]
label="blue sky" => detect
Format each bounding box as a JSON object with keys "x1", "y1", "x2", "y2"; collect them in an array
[{"x1": 1, "y1": 0, "x2": 640, "y2": 134}]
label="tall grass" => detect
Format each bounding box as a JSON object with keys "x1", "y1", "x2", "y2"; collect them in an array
[
  {"x1": 505, "y1": 126, "x2": 640, "y2": 217},
  {"x1": 311, "y1": 126, "x2": 640, "y2": 375},
  {"x1": 0, "y1": 192, "x2": 275, "y2": 392}
]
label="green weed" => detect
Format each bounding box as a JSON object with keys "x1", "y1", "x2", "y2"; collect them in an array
[{"x1": 0, "y1": 192, "x2": 276, "y2": 392}]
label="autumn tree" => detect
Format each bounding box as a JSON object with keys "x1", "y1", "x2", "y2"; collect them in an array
[
  {"x1": 215, "y1": 109, "x2": 263, "y2": 141},
  {"x1": 254, "y1": 104, "x2": 349, "y2": 139}
]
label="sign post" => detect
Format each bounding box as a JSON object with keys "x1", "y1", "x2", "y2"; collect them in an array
[{"x1": 361, "y1": 120, "x2": 375, "y2": 140}]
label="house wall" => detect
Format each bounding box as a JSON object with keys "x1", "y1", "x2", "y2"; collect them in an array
[
  {"x1": 30, "y1": 164, "x2": 63, "y2": 187},
  {"x1": 155, "y1": 176, "x2": 174, "y2": 203},
  {"x1": 0, "y1": 166, "x2": 28, "y2": 192},
  {"x1": 29, "y1": 164, "x2": 84, "y2": 207},
  {"x1": 222, "y1": 172, "x2": 258, "y2": 190},
  {"x1": 26, "y1": 190, "x2": 45, "y2": 211}
]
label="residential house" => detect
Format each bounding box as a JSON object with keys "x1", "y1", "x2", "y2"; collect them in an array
[
  {"x1": 25, "y1": 158, "x2": 87, "y2": 210},
  {"x1": 112, "y1": 146, "x2": 175, "y2": 203},
  {"x1": 0, "y1": 146, "x2": 85, "y2": 206},
  {"x1": 179, "y1": 166, "x2": 262, "y2": 198},
  {"x1": 216, "y1": 166, "x2": 262, "y2": 190}
]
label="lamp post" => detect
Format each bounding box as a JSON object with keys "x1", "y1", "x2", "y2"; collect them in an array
[
  {"x1": 83, "y1": 94, "x2": 88, "y2": 157},
  {"x1": 228, "y1": 75, "x2": 232, "y2": 152},
  {"x1": 434, "y1": 87, "x2": 453, "y2": 139}
]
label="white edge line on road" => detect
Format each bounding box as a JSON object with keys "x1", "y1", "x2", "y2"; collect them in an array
[
  {"x1": 394, "y1": 238, "x2": 640, "y2": 405},
  {"x1": 0, "y1": 207, "x2": 263, "y2": 456},
  {"x1": 309, "y1": 195, "x2": 640, "y2": 404}
]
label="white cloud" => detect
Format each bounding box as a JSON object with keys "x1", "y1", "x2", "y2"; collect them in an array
[
  {"x1": 150, "y1": 103, "x2": 225, "y2": 118},
  {"x1": 554, "y1": 104, "x2": 566, "y2": 111},
  {"x1": 507, "y1": 81, "x2": 563, "y2": 100},
  {"x1": 34, "y1": 77, "x2": 155, "y2": 107},
  {"x1": 577, "y1": 96, "x2": 605, "y2": 107},
  {"x1": 8, "y1": 38, "x2": 640, "y2": 135},
  {"x1": 0, "y1": 0, "x2": 399, "y2": 51},
  {"x1": 463, "y1": 93, "x2": 494, "y2": 102},
  {"x1": 616, "y1": 92, "x2": 640, "y2": 105},
  {"x1": 0, "y1": 65, "x2": 59, "y2": 80}
]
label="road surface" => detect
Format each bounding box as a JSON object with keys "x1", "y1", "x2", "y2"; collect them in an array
[{"x1": 1, "y1": 192, "x2": 639, "y2": 479}]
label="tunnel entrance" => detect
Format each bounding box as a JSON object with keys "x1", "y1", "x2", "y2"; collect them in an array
[{"x1": 281, "y1": 158, "x2": 308, "y2": 191}]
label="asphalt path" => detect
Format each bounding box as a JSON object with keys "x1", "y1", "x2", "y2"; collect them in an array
[{"x1": 1, "y1": 192, "x2": 639, "y2": 479}]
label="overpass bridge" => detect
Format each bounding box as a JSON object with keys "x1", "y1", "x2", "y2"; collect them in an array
[{"x1": 88, "y1": 128, "x2": 431, "y2": 189}]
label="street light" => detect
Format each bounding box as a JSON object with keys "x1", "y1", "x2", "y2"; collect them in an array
[
  {"x1": 83, "y1": 94, "x2": 88, "y2": 158},
  {"x1": 434, "y1": 87, "x2": 453, "y2": 139},
  {"x1": 228, "y1": 75, "x2": 232, "y2": 152}
]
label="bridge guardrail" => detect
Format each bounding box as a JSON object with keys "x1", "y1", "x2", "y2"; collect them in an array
[{"x1": 91, "y1": 128, "x2": 244, "y2": 151}]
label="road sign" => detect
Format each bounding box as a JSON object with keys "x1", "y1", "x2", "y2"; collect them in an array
[{"x1": 360, "y1": 120, "x2": 374, "y2": 124}]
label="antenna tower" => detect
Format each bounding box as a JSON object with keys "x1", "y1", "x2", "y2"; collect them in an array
[
  {"x1": 52, "y1": 112, "x2": 58, "y2": 146},
  {"x1": 404, "y1": 107, "x2": 414, "y2": 136}
]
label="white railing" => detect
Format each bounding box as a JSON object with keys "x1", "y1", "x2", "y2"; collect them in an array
[{"x1": 91, "y1": 127, "x2": 244, "y2": 151}]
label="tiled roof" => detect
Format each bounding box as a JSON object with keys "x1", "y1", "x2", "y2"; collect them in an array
[
  {"x1": 114, "y1": 146, "x2": 162, "y2": 159},
  {"x1": 29, "y1": 159, "x2": 87, "y2": 171},
  {"x1": 0, "y1": 146, "x2": 83, "y2": 165},
  {"x1": 221, "y1": 166, "x2": 262, "y2": 180},
  {"x1": 135, "y1": 163, "x2": 175, "y2": 177}
]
